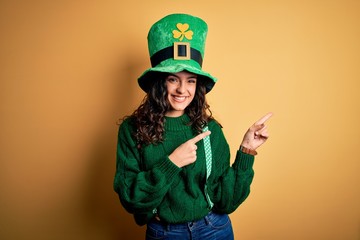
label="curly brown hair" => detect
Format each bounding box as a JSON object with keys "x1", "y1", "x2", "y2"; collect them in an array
[{"x1": 124, "y1": 72, "x2": 216, "y2": 146}]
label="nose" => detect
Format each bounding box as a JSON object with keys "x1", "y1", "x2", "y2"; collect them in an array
[{"x1": 176, "y1": 81, "x2": 186, "y2": 93}]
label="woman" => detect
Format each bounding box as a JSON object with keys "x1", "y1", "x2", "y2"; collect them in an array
[{"x1": 114, "y1": 13, "x2": 272, "y2": 239}]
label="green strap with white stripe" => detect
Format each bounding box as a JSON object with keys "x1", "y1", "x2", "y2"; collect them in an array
[{"x1": 203, "y1": 126, "x2": 214, "y2": 209}]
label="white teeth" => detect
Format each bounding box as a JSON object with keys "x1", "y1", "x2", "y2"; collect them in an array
[{"x1": 174, "y1": 96, "x2": 186, "y2": 100}]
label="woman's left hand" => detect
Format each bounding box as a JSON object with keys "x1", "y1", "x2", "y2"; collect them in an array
[{"x1": 240, "y1": 112, "x2": 273, "y2": 151}]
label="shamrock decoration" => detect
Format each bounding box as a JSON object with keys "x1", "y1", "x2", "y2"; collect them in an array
[{"x1": 172, "y1": 23, "x2": 193, "y2": 41}]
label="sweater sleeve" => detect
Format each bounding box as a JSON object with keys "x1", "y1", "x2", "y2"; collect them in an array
[
  {"x1": 113, "y1": 119, "x2": 181, "y2": 216},
  {"x1": 207, "y1": 121, "x2": 255, "y2": 214}
]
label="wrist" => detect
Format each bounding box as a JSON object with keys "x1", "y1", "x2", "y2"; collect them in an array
[
  {"x1": 169, "y1": 153, "x2": 182, "y2": 168},
  {"x1": 239, "y1": 145, "x2": 257, "y2": 156}
]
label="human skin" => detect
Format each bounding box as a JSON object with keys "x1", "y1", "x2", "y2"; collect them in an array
[{"x1": 164, "y1": 71, "x2": 197, "y2": 118}]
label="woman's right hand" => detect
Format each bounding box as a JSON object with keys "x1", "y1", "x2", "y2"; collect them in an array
[{"x1": 169, "y1": 131, "x2": 211, "y2": 167}]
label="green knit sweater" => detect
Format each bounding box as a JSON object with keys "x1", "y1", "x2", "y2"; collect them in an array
[{"x1": 114, "y1": 114, "x2": 254, "y2": 225}]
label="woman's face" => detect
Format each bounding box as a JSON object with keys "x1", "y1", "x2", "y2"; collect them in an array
[{"x1": 165, "y1": 71, "x2": 197, "y2": 117}]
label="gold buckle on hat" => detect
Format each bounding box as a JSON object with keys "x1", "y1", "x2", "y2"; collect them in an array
[{"x1": 173, "y1": 42, "x2": 191, "y2": 60}]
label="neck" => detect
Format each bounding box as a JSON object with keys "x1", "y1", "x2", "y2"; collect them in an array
[{"x1": 165, "y1": 110, "x2": 184, "y2": 117}]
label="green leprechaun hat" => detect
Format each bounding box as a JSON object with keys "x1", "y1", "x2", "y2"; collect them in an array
[{"x1": 138, "y1": 13, "x2": 217, "y2": 93}]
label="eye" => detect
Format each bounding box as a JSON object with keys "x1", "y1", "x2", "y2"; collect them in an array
[
  {"x1": 188, "y1": 78, "x2": 197, "y2": 84},
  {"x1": 166, "y1": 76, "x2": 178, "y2": 83}
]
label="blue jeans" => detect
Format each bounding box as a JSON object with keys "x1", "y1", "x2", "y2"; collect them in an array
[{"x1": 145, "y1": 211, "x2": 234, "y2": 240}]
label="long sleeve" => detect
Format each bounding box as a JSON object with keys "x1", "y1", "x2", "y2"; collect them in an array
[
  {"x1": 113, "y1": 115, "x2": 254, "y2": 225},
  {"x1": 206, "y1": 121, "x2": 255, "y2": 213},
  {"x1": 113, "y1": 119, "x2": 181, "y2": 224}
]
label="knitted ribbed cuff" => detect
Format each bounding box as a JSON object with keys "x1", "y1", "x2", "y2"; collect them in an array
[
  {"x1": 154, "y1": 157, "x2": 182, "y2": 181},
  {"x1": 233, "y1": 150, "x2": 255, "y2": 171}
]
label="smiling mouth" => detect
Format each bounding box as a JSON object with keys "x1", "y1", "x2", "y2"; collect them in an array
[{"x1": 172, "y1": 96, "x2": 187, "y2": 102}]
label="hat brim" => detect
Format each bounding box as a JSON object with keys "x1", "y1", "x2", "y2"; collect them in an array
[{"x1": 138, "y1": 63, "x2": 217, "y2": 93}]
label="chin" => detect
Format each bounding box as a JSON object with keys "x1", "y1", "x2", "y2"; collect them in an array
[{"x1": 172, "y1": 105, "x2": 188, "y2": 111}]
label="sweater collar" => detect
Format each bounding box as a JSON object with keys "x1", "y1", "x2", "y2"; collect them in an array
[{"x1": 164, "y1": 114, "x2": 191, "y2": 131}]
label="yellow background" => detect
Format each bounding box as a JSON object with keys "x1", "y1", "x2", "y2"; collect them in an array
[{"x1": 1, "y1": 1, "x2": 359, "y2": 239}]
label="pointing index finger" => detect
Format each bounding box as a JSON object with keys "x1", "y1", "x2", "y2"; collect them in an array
[
  {"x1": 191, "y1": 131, "x2": 211, "y2": 144},
  {"x1": 255, "y1": 112, "x2": 273, "y2": 126}
]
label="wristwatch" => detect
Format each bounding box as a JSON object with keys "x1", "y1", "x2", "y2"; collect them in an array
[{"x1": 239, "y1": 145, "x2": 257, "y2": 156}]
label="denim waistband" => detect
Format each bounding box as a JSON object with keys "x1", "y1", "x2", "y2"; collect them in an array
[{"x1": 150, "y1": 211, "x2": 216, "y2": 231}]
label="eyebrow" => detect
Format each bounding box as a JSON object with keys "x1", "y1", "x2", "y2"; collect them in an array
[{"x1": 167, "y1": 73, "x2": 197, "y2": 78}]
